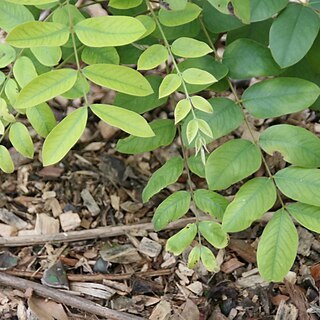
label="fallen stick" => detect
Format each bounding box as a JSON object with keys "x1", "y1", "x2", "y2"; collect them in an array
[
  {"x1": 0, "y1": 217, "x2": 202, "y2": 247},
  {"x1": 0, "y1": 272, "x2": 146, "y2": 320}
]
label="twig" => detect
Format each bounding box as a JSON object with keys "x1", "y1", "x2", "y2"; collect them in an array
[
  {"x1": 5, "y1": 268, "x2": 174, "y2": 281},
  {"x1": 0, "y1": 217, "x2": 205, "y2": 247},
  {"x1": 0, "y1": 272, "x2": 146, "y2": 320}
]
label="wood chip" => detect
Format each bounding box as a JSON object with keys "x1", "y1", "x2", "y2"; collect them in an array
[
  {"x1": 35, "y1": 214, "x2": 59, "y2": 235},
  {"x1": 45, "y1": 198, "x2": 62, "y2": 218},
  {"x1": 221, "y1": 258, "x2": 244, "y2": 274},
  {"x1": 59, "y1": 212, "x2": 81, "y2": 232},
  {"x1": 42, "y1": 191, "x2": 56, "y2": 200},
  {"x1": 0, "y1": 208, "x2": 28, "y2": 230},
  {"x1": 236, "y1": 275, "x2": 269, "y2": 288},
  {"x1": 102, "y1": 280, "x2": 131, "y2": 294},
  {"x1": 81, "y1": 189, "x2": 100, "y2": 216},
  {"x1": 100, "y1": 244, "x2": 142, "y2": 264},
  {"x1": 0, "y1": 223, "x2": 17, "y2": 237},
  {"x1": 70, "y1": 282, "x2": 116, "y2": 300},
  {"x1": 298, "y1": 227, "x2": 314, "y2": 256},
  {"x1": 149, "y1": 300, "x2": 171, "y2": 320},
  {"x1": 275, "y1": 300, "x2": 298, "y2": 320},
  {"x1": 181, "y1": 299, "x2": 200, "y2": 320},
  {"x1": 37, "y1": 166, "x2": 64, "y2": 178},
  {"x1": 98, "y1": 120, "x2": 119, "y2": 140},
  {"x1": 138, "y1": 237, "x2": 162, "y2": 258},
  {"x1": 186, "y1": 281, "x2": 203, "y2": 296},
  {"x1": 228, "y1": 239, "x2": 256, "y2": 263}
]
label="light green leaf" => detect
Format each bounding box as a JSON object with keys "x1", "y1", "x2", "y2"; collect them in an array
[
  {"x1": 75, "y1": 16, "x2": 146, "y2": 47},
  {"x1": 0, "y1": 72, "x2": 5, "y2": 86},
  {"x1": 242, "y1": 78, "x2": 320, "y2": 118},
  {"x1": 159, "y1": 74, "x2": 182, "y2": 98},
  {"x1": 159, "y1": 3, "x2": 202, "y2": 27},
  {"x1": 15, "y1": 69, "x2": 78, "y2": 109},
  {"x1": 5, "y1": 79, "x2": 19, "y2": 106},
  {"x1": 188, "y1": 246, "x2": 201, "y2": 269},
  {"x1": 52, "y1": 4, "x2": 85, "y2": 26},
  {"x1": 142, "y1": 156, "x2": 184, "y2": 203},
  {"x1": 83, "y1": 64, "x2": 153, "y2": 97},
  {"x1": 90, "y1": 104, "x2": 154, "y2": 138},
  {"x1": 205, "y1": 139, "x2": 261, "y2": 190},
  {"x1": 186, "y1": 119, "x2": 199, "y2": 144},
  {"x1": 259, "y1": 124, "x2": 320, "y2": 168},
  {"x1": 26, "y1": 103, "x2": 56, "y2": 138},
  {"x1": 137, "y1": 44, "x2": 168, "y2": 70},
  {"x1": 42, "y1": 107, "x2": 88, "y2": 166},
  {"x1": 171, "y1": 37, "x2": 212, "y2": 58},
  {"x1": 257, "y1": 209, "x2": 298, "y2": 282},
  {"x1": 165, "y1": 0, "x2": 187, "y2": 11},
  {"x1": 0, "y1": 44, "x2": 16, "y2": 68},
  {"x1": 0, "y1": 121, "x2": 4, "y2": 135},
  {"x1": 30, "y1": 46, "x2": 62, "y2": 67},
  {"x1": 13, "y1": 56, "x2": 38, "y2": 88},
  {"x1": 207, "y1": 0, "x2": 230, "y2": 14},
  {"x1": 0, "y1": 145, "x2": 14, "y2": 173},
  {"x1": 200, "y1": 246, "x2": 218, "y2": 272},
  {"x1": 166, "y1": 223, "x2": 197, "y2": 255},
  {"x1": 250, "y1": 0, "x2": 288, "y2": 22},
  {"x1": 199, "y1": 221, "x2": 228, "y2": 248},
  {"x1": 194, "y1": 189, "x2": 228, "y2": 220},
  {"x1": 232, "y1": 0, "x2": 250, "y2": 24},
  {"x1": 0, "y1": 98, "x2": 15, "y2": 122},
  {"x1": 287, "y1": 202, "x2": 320, "y2": 233},
  {"x1": 188, "y1": 155, "x2": 206, "y2": 178},
  {"x1": 6, "y1": 0, "x2": 58, "y2": 4},
  {"x1": 136, "y1": 15, "x2": 156, "y2": 39},
  {"x1": 270, "y1": 4, "x2": 320, "y2": 68},
  {"x1": 190, "y1": 96, "x2": 213, "y2": 113},
  {"x1": 116, "y1": 119, "x2": 176, "y2": 154},
  {"x1": 223, "y1": 39, "x2": 280, "y2": 79},
  {"x1": 274, "y1": 167, "x2": 320, "y2": 207},
  {"x1": 81, "y1": 47, "x2": 120, "y2": 65},
  {"x1": 197, "y1": 119, "x2": 213, "y2": 138},
  {"x1": 175, "y1": 99, "x2": 192, "y2": 124},
  {"x1": 153, "y1": 191, "x2": 191, "y2": 231},
  {"x1": 9, "y1": 122, "x2": 34, "y2": 158},
  {"x1": 0, "y1": 1, "x2": 34, "y2": 32},
  {"x1": 6, "y1": 22, "x2": 69, "y2": 48},
  {"x1": 62, "y1": 73, "x2": 90, "y2": 100},
  {"x1": 182, "y1": 68, "x2": 217, "y2": 85},
  {"x1": 222, "y1": 177, "x2": 277, "y2": 232},
  {"x1": 109, "y1": 0, "x2": 142, "y2": 9}
]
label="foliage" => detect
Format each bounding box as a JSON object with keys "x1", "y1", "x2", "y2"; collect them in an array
[{"x1": 0, "y1": 0, "x2": 320, "y2": 282}]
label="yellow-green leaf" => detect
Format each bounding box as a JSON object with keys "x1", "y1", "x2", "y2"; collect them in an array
[
  {"x1": 13, "y1": 56, "x2": 38, "y2": 88},
  {"x1": 182, "y1": 68, "x2": 217, "y2": 85},
  {"x1": 0, "y1": 145, "x2": 14, "y2": 173},
  {"x1": 172, "y1": 37, "x2": 212, "y2": 58},
  {"x1": 137, "y1": 44, "x2": 168, "y2": 70},
  {"x1": 190, "y1": 96, "x2": 213, "y2": 113},
  {"x1": 174, "y1": 99, "x2": 191, "y2": 124},
  {"x1": 186, "y1": 119, "x2": 199, "y2": 144},
  {"x1": 9, "y1": 122, "x2": 34, "y2": 158},
  {"x1": 159, "y1": 74, "x2": 182, "y2": 98},
  {"x1": 30, "y1": 46, "x2": 62, "y2": 67}
]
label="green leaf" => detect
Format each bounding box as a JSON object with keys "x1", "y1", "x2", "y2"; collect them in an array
[
  {"x1": 0, "y1": 121, "x2": 4, "y2": 135},
  {"x1": 109, "y1": 0, "x2": 142, "y2": 9},
  {"x1": 197, "y1": 119, "x2": 213, "y2": 138},
  {"x1": 5, "y1": 79, "x2": 19, "y2": 106},
  {"x1": 259, "y1": 124, "x2": 320, "y2": 168},
  {"x1": 222, "y1": 177, "x2": 277, "y2": 232},
  {"x1": 136, "y1": 15, "x2": 156, "y2": 39},
  {"x1": 9, "y1": 122, "x2": 34, "y2": 158},
  {"x1": 0, "y1": 98, "x2": 15, "y2": 122},
  {"x1": 0, "y1": 146, "x2": 14, "y2": 173},
  {"x1": 171, "y1": 37, "x2": 212, "y2": 58},
  {"x1": 15, "y1": 69, "x2": 78, "y2": 109},
  {"x1": 26, "y1": 103, "x2": 56, "y2": 138},
  {"x1": 13, "y1": 56, "x2": 38, "y2": 88},
  {"x1": 182, "y1": 98, "x2": 244, "y2": 148},
  {"x1": 186, "y1": 119, "x2": 199, "y2": 144},
  {"x1": 137, "y1": 44, "x2": 168, "y2": 70},
  {"x1": 287, "y1": 202, "x2": 320, "y2": 233},
  {"x1": 182, "y1": 68, "x2": 217, "y2": 85},
  {"x1": 250, "y1": 0, "x2": 288, "y2": 22},
  {"x1": 205, "y1": 139, "x2": 261, "y2": 190},
  {"x1": 30, "y1": 46, "x2": 62, "y2": 67},
  {"x1": 165, "y1": 0, "x2": 187, "y2": 11},
  {"x1": 223, "y1": 39, "x2": 280, "y2": 79},
  {"x1": 194, "y1": 189, "x2": 228, "y2": 220},
  {"x1": 81, "y1": 47, "x2": 120, "y2": 65},
  {"x1": 207, "y1": 0, "x2": 230, "y2": 14},
  {"x1": 90, "y1": 104, "x2": 154, "y2": 138},
  {"x1": 6, "y1": 0, "x2": 58, "y2": 4},
  {"x1": 166, "y1": 223, "x2": 197, "y2": 255},
  {"x1": 200, "y1": 246, "x2": 218, "y2": 272},
  {"x1": 61, "y1": 73, "x2": 90, "y2": 100},
  {"x1": 270, "y1": 4, "x2": 320, "y2": 68},
  {"x1": 83, "y1": 64, "x2": 153, "y2": 97},
  {"x1": 0, "y1": 44, "x2": 16, "y2": 68},
  {"x1": 188, "y1": 155, "x2": 206, "y2": 178},
  {"x1": 75, "y1": 16, "x2": 146, "y2": 47},
  {"x1": 42, "y1": 107, "x2": 88, "y2": 166},
  {"x1": 153, "y1": 191, "x2": 191, "y2": 231},
  {"x1": 232, "y1": 0, "x2": 250, "y2": 24},
  {"x1": 159, "y1": 74, "x2": 182, "y2": 98},
  {"x1": 257, "y1": 209, "x2": 298, "y2": 282},
  {"x1": 0, "y1": 1, "x2": 34, "y2": 32},
  {"x1": 175, "y1": 99, "x2": 192, "y2": 124},
  {"x1": 142, "y1": 156, "x2": 184, "y2": 203},
  {"x1": 158, "y1": 3, "x2": 202, "y2": 27},
  {"x1": 114, "y1": 76, "x2": 167, "y2": 114},
  {"x1": 6, "y1": 22, "x2": 69, "y2": 48},
  {"x1": 188, "y1": 246, "x2": 201, "y2": 269},
  {"x1": 242, "y1": 78, "x2": 320, "y2": 118},
  {"x1": 116, "y1": 119, "x2": 176, "y2": 154},
  {"x1": 190, "y1": 96, "x2": 213, "y2": 113},
  {"x1": 274, "y1": 167, "x2": 320, "y2": 207},
  {"x1": 199, "y1": 221, "x2": 228, "y2": 248}
]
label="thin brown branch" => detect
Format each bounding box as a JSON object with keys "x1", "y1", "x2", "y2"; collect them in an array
[{"x1": 0, "y1": 272, "x2": 146, "y2": 320}]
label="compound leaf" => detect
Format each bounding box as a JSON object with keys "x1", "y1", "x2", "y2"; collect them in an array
[
  {"x1": 9, "y1": 122, "x2": 34, "y2": 158},
  {"x1": 199, "y1": 221, "x2": 228, "y2": 248}
]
